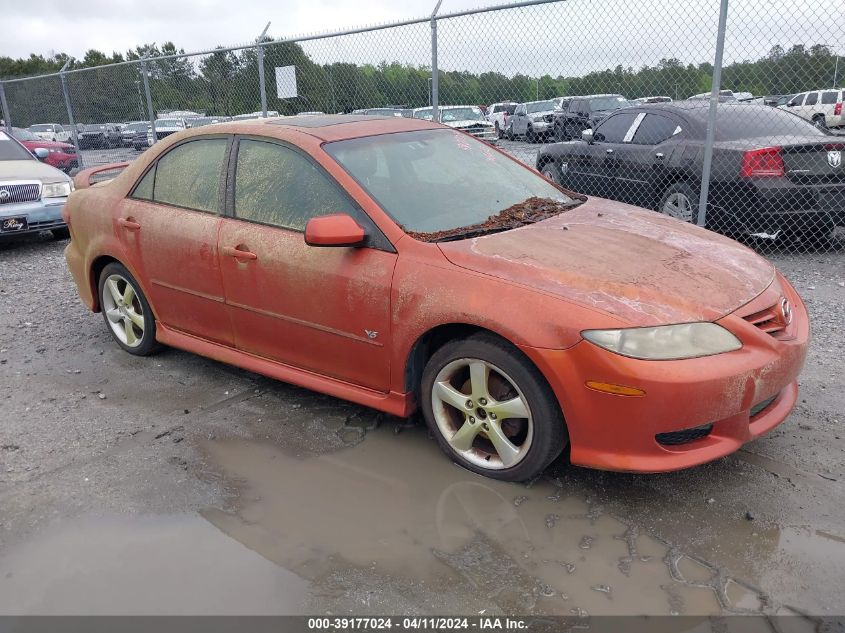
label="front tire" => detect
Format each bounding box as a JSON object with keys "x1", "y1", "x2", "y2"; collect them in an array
[
  {"x1": 505, "y1": 125, "x2": 514, "y2": 141},
  {"x1": 495, "y1": 122, "x2": 502, "y2": 139},
  {"x1": 541, "y1": 162, "x2": 561, "y2": 184},
  {"x1": 98, "y1": 263, "x2": 161, "y2": 356},
  {"x1": 420, "y1": 333, "x2": 567, "y2": 482}
]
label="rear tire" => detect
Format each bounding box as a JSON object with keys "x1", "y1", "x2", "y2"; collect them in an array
[
  {"x1": 505, "y1": 124, "x2": 514, "y2": 141},
  {"x1": 541, "y1": 162, "x2": 561, "y2": 184},
  {"x1": 51, "y1": 227, "x2": 70, "y2": 240},
  {"x1": 495, "y1": 122, "x2": 502, "y2": 139},
  {"x1": 98, "y1": 262, "x2": 161, "y2": 356},
  {"x1": 420, "y1": 333, "x2": 567, "y2": 482},
  {"x1": 526, "y1": 126, "x2": 536, "y2": 143},
  {"x1": 658, "y1": 182, "x2": 698, "y2": 223}
]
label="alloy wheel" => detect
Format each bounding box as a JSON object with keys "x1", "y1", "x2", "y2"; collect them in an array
[
  {"x1": 102, "y1": 273, "x2": 146, "y2": 348},
  {"x1": 662, "y1": 192, "x2": 694, "y2": 222},
  {"x1": 431, "y1": 358, "x2": 534, "y2": 470}
]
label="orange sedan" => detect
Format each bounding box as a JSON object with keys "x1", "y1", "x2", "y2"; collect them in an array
[{"x1": 63, "y1": 115, "x2": 809, "y2": 481}]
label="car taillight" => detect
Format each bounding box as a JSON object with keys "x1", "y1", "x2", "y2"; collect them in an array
[
  {"x1": 740, "y1": 147, "x2": 784, "y2": 178},
  {"x1": 835, "y1": 102, "x2": 843, "y2": 116}
]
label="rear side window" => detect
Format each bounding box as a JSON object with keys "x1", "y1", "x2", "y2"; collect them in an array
[
  {"x1": 711, "y1": 106, "x2": 824, "y2": 140},
  {"x1": 593, "y1": 112, "x2": 638, "y2": 143},
  {"x1": 234, "y1": 139, "x2": 356, "y2": 232},
  {"x1": 632, "y1": 114, "x2": 679, "y2": 144},
  {"x1": 805, "y1": 92, "x2": 818, "y2": 106},
  {"x1": 821, "y1": 91, "x2": 838, "y2": 105},
  {"x1": 152, "y1": 139, "x2": 227, "y2": 213}
]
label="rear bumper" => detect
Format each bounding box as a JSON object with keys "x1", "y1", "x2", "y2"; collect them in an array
[{"x1": 520, "y1": 276, "x2": 809, "y2": 472}]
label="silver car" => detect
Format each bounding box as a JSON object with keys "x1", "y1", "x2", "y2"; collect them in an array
[
  {"x1": 0, "y1": 129, "x2": 73, "y2": 239},
  {"x1": 507, "y1": 99, "x2": 562, "y2": 142}
]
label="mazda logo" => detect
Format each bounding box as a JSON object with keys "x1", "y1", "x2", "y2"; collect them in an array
[
  {"x1": 829, "y1": 150, "x2": 842, "y2": 169},
  {"x1": 780, "y1": 297, "x2": 793, "y2": 326},
  {"x1": 0, "y1": 189, "x2": 10, "y2": 202}
]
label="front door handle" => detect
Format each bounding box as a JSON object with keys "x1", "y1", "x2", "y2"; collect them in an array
[
  {"x1": 222, "y1": 245, "x2": 258, "y2": 261},
  {"x1": 655, "y1": 152, "x2": 665, "y2": 160},
  {"x1": 118, "y1": 217, "x2": 141, "y2": 231}
]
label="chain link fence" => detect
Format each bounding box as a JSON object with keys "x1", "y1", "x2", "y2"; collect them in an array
[{"x1": 1, "y1": 0, "x2": 843, "y2": 252}]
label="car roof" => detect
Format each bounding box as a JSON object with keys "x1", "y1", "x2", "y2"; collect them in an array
[{"x1": 209, "y1": 114, "x2": 442, "y2": 142}]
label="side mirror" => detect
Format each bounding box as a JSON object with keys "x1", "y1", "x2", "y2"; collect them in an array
[
  {"x1": 305, "y1": 214, "x2": 366, "y2": 248},
  {"x1": 581, "y1": 129, "x2": 594, "y2": 144},
  {"x1": 33, "y1": 147, "x2": 49, "y2": 160}
]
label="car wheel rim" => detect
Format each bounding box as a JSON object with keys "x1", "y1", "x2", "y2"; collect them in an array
[
  {"x1": 431, "y1": 358, "x2": 533, "y2": 470},
  {"x1": 662, "y1": 192, "x2": 694, "y2": 222},
  {"x1": 102, "y1": 273, "x2": 145, "y2": 348}
]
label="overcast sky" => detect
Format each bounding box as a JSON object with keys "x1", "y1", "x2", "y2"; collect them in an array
[{"x1": 4, "y1": 0, "x2": 841, "y2": 77}]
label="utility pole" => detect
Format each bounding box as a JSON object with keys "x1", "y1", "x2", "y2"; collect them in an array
[
  {"x1": 430, "y1": 0, "x2": 443, "y2": 122},
  {"x1": 256, "y1": 21, "x2": 271, "y2": 117}
]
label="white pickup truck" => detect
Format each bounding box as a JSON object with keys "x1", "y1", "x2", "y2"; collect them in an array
[
  {"x1": 486, "y1": 102, "x2": 517, "y2": 139},
  {"x1": 28, "y1": 123, "x2": 72, "y2": 143}
]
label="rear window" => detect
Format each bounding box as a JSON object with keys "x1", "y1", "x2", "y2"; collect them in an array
[
  {"x1": 821, "y1": 91, "x2": 838, "y2": 105},
  {"x1": 704, "y1": 106, "x2": 825, "y2": 140}
]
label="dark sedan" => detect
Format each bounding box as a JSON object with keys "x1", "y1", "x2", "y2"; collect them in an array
[{"x1": 536, "y1": 102, "x2": 844, "y2": 243}]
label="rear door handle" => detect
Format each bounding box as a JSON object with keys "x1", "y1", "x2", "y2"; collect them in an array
[
  {"x1": 222, "y1": 245, "x2": 258, "y2": 261},
  {"x1": 655, "y1": 152, "x2": 665, "y2": 160},
  {"x1": 118, "y1": 217, "x2": 141, "y2": 231}
]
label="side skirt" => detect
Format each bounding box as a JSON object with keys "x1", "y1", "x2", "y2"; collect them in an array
[{"x1": 155, "y1": 323, "x2": 415, "y2": 418}]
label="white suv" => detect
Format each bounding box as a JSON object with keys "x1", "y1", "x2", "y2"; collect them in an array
[
  {"x1": 28, "y1": 123, "x2": 72, "y2": 143},
  {"x1": 779, "y1": 89, "x2": 844, "y2": 130}
]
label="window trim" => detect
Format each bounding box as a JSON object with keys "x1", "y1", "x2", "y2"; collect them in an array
[
  {"x1": 227, "y1": 135, "x2": 395, "y2": 253},
  {"x1": 127, "y1": 134, "x2": 233, "y2": 216},
  {"x1": 593, "y1": 111, "x2": 641, "y2": 144},
  {"x1": 630, "y1": 112, "x2": 685, "y2": 145}
]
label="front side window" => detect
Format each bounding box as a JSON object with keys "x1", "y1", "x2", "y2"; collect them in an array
[
  {"x1": 805, "y1": 92, "x2": 818, "y2": 106},
  {"x1": 152, "y1": 138, "x2": 227, "y2": 213},
  {"x1": 593, "y1": 113, "x2": 639, "y2": 143},
  {"x1": 787, "y1": 93, "x2": 805, "y2": 107},
  {"x1": 234, "y1": 139, "x2": 356, "y2": 231}
]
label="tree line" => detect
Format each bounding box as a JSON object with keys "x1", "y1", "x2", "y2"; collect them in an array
[{"x1": 1, "y1": 41, "x2": 841, "y2": 127}]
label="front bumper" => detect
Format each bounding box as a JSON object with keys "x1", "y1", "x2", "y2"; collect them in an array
[
  {"x1": 0, "y1": 198, "x2": 67, "y2": 236},
  {"x1": 521, "y1": 275, "x2": 809, "y2": 472}
]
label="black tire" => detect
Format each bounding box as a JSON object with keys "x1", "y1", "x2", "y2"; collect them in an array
[
  {"x1": 51, "y1": 227, "x2": 71, "y2": 240},
  {"x1": 657, "y1": 181, "x2": 699, "y2": 224},
  {"x1": 420, "y1": 332, "x2": 567, "y2": 482},
  {"x1": 526, "y1": 125, "x2": 536, "y2": 143},
  {"x1": 540, "y1": 162, "x2": 561, "y2": 184},
  {"x1": 98, "y1": 262, "x2": 162, "y2": 356},
  {"x1": 495, "y1": 122, "x2": 502, "y2": 139},
  {"x1": 505, "y1": 124, "x2": 514, "y2": 141},
  {"x1": 812, "y1": 115, "x2": 828, "y2": 131},
  {"x1": 553, "y1": 123, "x2": 565, "y2": 142}
]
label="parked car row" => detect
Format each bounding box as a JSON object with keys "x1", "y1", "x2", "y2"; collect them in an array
[
  {"x1": 7, "y1": 127, "x2": 79, "y2": 173},
  {"x1": 535, "y1": 101, "x2": 844, "y2": 243}
]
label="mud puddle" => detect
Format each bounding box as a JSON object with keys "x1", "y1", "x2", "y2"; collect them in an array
[
  {"x1": 0, "y1": 514, "x2": 308, "y2": 614},
  {"x1": 198, "y1": 425, "x2": 746, "y2": 616}
]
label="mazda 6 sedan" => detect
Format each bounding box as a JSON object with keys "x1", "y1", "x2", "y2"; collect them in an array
[{"x1": 63, "y1": 115, "x2": 809, "y2": 481}]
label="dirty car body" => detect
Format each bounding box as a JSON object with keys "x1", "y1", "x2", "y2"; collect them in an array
[{"x1": 63, "y1": 114, "x2": 808, "y2": 479}]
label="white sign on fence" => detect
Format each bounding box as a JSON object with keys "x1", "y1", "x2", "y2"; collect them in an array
[{"x1": 274, "y1": 66, "x2": 298, "y2": 99}]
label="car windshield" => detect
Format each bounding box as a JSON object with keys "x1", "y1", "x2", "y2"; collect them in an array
[
  {"x1": 325, "y1": 128, "x2": 578, "y2": 238},
  {"x1": 590, "y1": 96, "x2": 627, "y2": 111},
  {"x1": 413, "y1": 108, "x2": 433, "y2": 120},
  {"x1": 29, "y1": 124, "x2": 54, "y2": 132},
  {"x1": 155, "y1": 119, "x2": 183, "y2": 127},
  {"x1": 126, "y1": 123, "x2": 149, "y2": 132},
  {"x1": 527, "y1": 100, "x2": 556, "y2": 113},
  {"x1": 11, "y1": 128, "x2": 40, "y2": 141},
  {"x1": 440, "y1": 107, "x2": 484, "y2": 122},
  {"x1": 83, "y1": 124, "x2": 106, "y2": 131},
  {"x1": 0, "y1": 130, "x2": 35, "y2": 161}
]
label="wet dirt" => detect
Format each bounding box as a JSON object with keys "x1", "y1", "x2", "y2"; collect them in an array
[{"x1": 405, "y1": 196, "x2": 580, "y2": 242}]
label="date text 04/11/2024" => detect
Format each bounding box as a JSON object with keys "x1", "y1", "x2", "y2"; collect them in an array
[{"x1": 306, "y1": 617, "x2": 528, "y2": 630}]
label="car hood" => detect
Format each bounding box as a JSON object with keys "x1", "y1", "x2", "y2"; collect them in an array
[
  {"x1": 437, "y1": 198, "x2": 775, "y2": 327},
  {"x1": 0, "y1": 160, "x2": 70, "y2": 183},
  {"x1": 529, "y1": 109, "x2": 557, "y2": 118}
]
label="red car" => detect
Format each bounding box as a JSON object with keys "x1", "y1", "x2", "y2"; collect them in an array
[
  {"x1": 63, "y1": 115, "x2": 808, "y2": 481},
  {"x1": 9, "y1": 127, "x2": 79, "y2": 173}
]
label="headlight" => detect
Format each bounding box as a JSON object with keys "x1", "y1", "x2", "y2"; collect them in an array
[
  {"x1": 532, "y1": 115, "x2": 545, "y2": 122},
  {"x1": 42, "y1": 181, "x2": 73, "y2": 198},
  {"x1": 582, "y1": 323, "x2": 741, "y2": 360}
]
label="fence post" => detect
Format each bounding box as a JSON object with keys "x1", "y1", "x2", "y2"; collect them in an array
[
  {"x1": 697, "y1": 0, "x2": 730, "y2": 228},
  {"x1": 430, "y1": 0, "x2": 443, "y2": 121},
  {"x1": 140, "y1": 57, "x2": 157, "y2": 145},
  {"x1": 59, "y1": 61, "x2": 83, "y2": 168},
  {"x1": 0, "y1": 82, "x2": 11, "y2": 131},
  {"x1": 256, "y1": 22, "x2": 271, "y2": 117}
]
